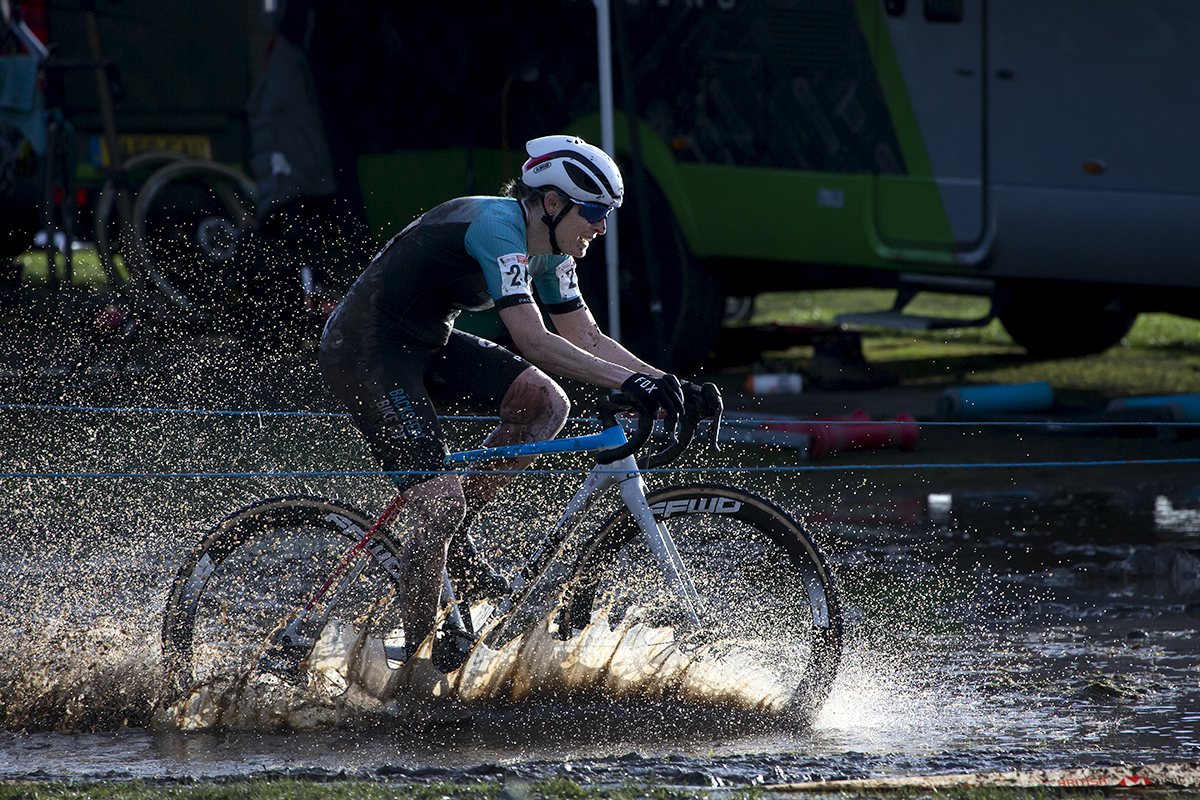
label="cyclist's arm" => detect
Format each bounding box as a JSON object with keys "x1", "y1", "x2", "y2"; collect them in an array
[
  {"x1": 499, "y1": 303, "x2": 642, "y2": 389},
  {"x1": 548, "y1": 305, "x2": 667, "y2": 377}
]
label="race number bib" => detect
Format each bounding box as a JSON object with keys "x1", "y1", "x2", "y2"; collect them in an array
[
  {"x1": 556, "y1": 257, "x2": 579, "y2": 299},
  {"x1": 497, "y1": 253, "x2": 531, "y2": 298}
]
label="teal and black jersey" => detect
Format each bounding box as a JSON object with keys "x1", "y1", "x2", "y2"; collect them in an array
[{"x1": 323, "y1": 196, "x2": 583, "y2": 353}]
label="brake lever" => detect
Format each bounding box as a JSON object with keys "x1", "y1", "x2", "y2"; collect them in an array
[
  {"x1": 701, "y1": 382, "x2": 724, "y2": 452},
  {"x1": 662, "y1": 405, "x2": 681, "y2": 447}
]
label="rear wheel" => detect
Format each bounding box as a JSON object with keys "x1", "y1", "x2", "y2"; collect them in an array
[
  {"x1": 160, "y1": 495, "x2": 407, "y2": 716},
  {"x1": 561, "y1": 483, "x2": 842, "y2": 723},
  {"x1": 998, "y1": 287, "x2": 1136, "y2": 357}
]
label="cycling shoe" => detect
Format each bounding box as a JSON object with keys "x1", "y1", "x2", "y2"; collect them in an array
[{"x1": 430, "y1": 625, "x2": 477, "y2": 674}]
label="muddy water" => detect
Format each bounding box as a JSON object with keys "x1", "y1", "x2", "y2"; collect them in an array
[{"x1": 1, "y1": 405, "x2": 1198, "y2": 784}]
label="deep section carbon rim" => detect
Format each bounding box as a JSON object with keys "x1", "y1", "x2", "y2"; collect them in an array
[{"x1": 562, "y1": 483, "x2": 843, "y2": 720}]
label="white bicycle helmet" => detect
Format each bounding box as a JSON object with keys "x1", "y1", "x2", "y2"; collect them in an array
[
  {"x1": 521, "y1": 135, "x2": 624, "y2": 209},
  {"x1": 521, "y1": 135, "x2": 623, "y2": 254}
]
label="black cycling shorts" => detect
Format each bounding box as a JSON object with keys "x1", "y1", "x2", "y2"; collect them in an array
[{"x1": 320, "y1": 330, "x2": 534, "y2": 490}]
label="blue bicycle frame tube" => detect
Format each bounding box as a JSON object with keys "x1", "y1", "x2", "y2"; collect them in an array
[{"x1": 443, "y1": 424, "x2": 628, "y2": 465}]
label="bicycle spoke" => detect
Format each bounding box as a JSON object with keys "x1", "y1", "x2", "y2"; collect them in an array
[{"x1": 162, "y1": 496, "x2": 407, "y2": 711}]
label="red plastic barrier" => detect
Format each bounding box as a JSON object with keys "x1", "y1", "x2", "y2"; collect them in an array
[{"x1": 761, "y1": 410, "x2": 919, "y2": 459}]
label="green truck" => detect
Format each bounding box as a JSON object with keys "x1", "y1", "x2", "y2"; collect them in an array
[
  {"x1": 8, "y1": 1, "x2": 1199, "y2": 371},
  {"x1": 353, "y1": 0, "x2": 1200, "y2": 370}
]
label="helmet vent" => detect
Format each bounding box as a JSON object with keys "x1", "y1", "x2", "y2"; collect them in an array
[{"x1": 563, "y1": 162, "x2": 602, "y2": 197}]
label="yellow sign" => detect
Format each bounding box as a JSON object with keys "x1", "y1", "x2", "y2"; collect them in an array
[{"x1": 92, "y1": 134, "x2": 213, "y2": 167}]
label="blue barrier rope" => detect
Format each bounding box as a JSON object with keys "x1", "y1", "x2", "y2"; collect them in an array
[
  {"x1": 0, "y1": 403, "x2": 570, "y2": 425},
  {"x1": 5, "y1": 458, "x2": 1200, "y2": 480},
  {"x1": 1, "y1": 402, "x2": 1197, "y2": 427},
  {"x1": 3, "y1": 401, "x2": 1196, "y2": 480}
]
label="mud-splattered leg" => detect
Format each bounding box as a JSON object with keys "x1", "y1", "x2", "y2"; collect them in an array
[
  {"x1": 461, "y1": 365, "x2": 570, "y2": 511},
  {"x1": 398, "y1": 366, "x2": 569, "y2": 649}
]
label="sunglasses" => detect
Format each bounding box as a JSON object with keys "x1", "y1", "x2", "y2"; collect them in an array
[{"x1": 574, "y1": 201, "x2": 613, "y2": 224}]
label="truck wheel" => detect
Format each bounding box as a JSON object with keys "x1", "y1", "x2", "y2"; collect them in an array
[
  {"x1": 579, "y1": 180, "x2": 724, "y2": 374},
  {"x1": 998, "y1": 289, "x2": 1136, "y2": 357}
]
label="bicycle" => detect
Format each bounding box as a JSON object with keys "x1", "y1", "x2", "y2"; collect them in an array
[
  {"x1": 159, "y1": 391, "x2": 844, "y2": 726},
  {"x1": 93, "y1": 149, "x2": 257, "y2": 320}
]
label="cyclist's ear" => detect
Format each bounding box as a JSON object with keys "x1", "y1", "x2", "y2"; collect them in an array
[{"x1": 543, "y1": 191, "x2": 566, "y2": 216}]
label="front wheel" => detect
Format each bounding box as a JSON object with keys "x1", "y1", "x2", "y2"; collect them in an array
[
  {"x1": 160, "y1": 495, "x2": 407, "y2": 719},
  {"x1": 561, "y1": 484, "x2": 842, "y2": 724}
]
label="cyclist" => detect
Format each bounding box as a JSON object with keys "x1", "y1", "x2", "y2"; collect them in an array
[{"x1": 319, "y1": 134, "x2": 695, "y2": 671}]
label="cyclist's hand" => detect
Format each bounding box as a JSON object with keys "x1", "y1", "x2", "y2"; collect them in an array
[
  {"x1": 622, "y1": 372, "x2": 685, "y2": 441},
  {"x1": 622, "y1": 372, "x2": 684, "y2": 415}
]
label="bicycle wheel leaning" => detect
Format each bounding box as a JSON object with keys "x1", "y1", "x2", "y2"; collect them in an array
[
  {"x1": 131, "y1": 159, "x2": 257, "y2": 316},
  {"x1": 559, "y1": 483, "x2": 842, "y2": 723},
  {"x1": 93, "y1": 149, "x2": 193, "y2": 290},
  {"x1": 160, "y1": 495, "x2": 407, "y2": 708}
]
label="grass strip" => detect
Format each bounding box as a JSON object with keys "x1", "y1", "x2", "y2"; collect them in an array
[{"x1": 2, "y1": 778, "x2": 1197, "y2": 800}]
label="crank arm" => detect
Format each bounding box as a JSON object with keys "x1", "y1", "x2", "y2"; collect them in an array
[{"x1": 257, "y1": 622, "x2": 313, "y2": 683}]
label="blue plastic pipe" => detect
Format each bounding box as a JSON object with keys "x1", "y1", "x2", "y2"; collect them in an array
[
  {"x1": 939, "y1": 381, "x2": 1055, "y2": 417},
  {"x1": 1107, "y1": 394, "x2": 1200, "y2": 422}
]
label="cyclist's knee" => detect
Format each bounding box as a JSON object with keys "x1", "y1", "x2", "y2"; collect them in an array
[
  {"x1": 403, "y1": 474, "x2": 467, "y2": 537},
  {"x1": 501, "y1": 368, "x2": 570, "y2": 434}
]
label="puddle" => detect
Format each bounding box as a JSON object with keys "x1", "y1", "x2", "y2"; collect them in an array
[{"x1": 2, "y1": 407, "x2": 1198, "y2": 782}]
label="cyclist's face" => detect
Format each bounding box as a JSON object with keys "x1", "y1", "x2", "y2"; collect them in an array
[{"x1": 560, "y1": 198, "x2": 608, "y2": 259}]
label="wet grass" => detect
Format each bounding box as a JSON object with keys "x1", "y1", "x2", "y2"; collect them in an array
[
  {"x1": 749, "y1": 290, "x2": 1200, "y2": 397},
  {"x1": 2, "y1": 779, "x2": 1193, "y2": 800}
]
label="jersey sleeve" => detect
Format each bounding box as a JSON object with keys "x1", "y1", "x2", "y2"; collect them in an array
[
  {"x1": 463, "y1": 200, "x2": 537, "y2": 311},
  {"x1": 530, "y1": 255, "x2": 586, "y2": 314}
]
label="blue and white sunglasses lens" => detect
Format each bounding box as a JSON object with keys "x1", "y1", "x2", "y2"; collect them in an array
[{"x1": 575, "y1": 201, "x2": 613, "y2": 224}]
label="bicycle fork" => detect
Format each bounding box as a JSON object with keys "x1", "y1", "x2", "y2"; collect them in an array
[
  {"x1": 617, "y1": 473, "x2": 703, "y2": 630},
  {"x1": 479, "y1": 455, "x2": 703, "y2": 647}
]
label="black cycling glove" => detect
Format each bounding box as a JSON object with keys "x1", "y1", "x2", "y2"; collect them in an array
[{"x1": 622, "y1": 373, "x2": 684, "y2": 417}]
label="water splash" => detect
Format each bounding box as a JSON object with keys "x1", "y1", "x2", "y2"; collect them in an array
[
  {"x1": 160, "y1": 604, "x2": 798, "y2": 734},
  {"x1": 0, "y1": 563, "x2": 163, "y2": 732}
]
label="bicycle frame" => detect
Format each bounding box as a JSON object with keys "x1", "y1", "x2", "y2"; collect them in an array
[
  {"x1": 463, "y1": 448, "x2": 703, "y2": 648},
  {"x1": 263, "y1": 419, "x2": 704, "y2": 674}
]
